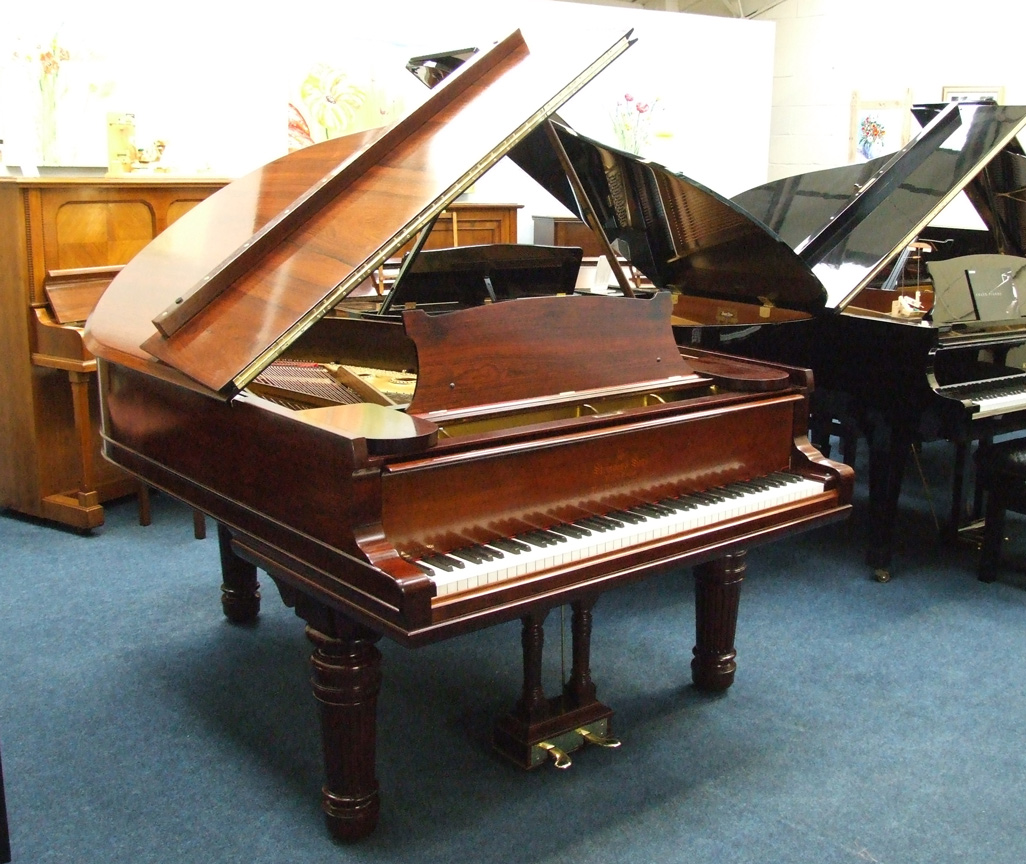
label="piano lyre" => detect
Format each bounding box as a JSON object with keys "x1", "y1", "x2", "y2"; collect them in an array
[{"x1": 84, "y1": 29, "x2": 852, "y2": 840}]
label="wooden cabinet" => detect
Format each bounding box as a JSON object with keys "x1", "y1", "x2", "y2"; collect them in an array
[
  {"x1": 0, "y1": 176, "x2": 226, "y2": 529},
  {"x1": 416, "y1": 201, "x2": 521, "y2": 250},
  {"x1": 533, "y1": 214, "x2": 603, "y2": 257}
]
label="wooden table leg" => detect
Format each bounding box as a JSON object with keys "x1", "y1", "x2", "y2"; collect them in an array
[
  {"x1": 68, "y1": 370, "x2": 97, "y2": 507},
  {"x1": 692, "y1": 551, "x2": 745, "y2": 692}
]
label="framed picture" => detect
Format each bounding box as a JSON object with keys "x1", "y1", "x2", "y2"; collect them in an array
[
  {"x1": 942, "y1": 85, "x2": 1005, "y2": 104},
  {"x1": 849, "y1": 92, "x2": 912, "y2": 162}
]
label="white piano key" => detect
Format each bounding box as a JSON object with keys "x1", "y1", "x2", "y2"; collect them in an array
[{"x1": 416, "y1": 473, "x2": 826, "y2": 597}]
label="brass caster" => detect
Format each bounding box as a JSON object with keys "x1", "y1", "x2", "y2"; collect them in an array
[
  {"x1": 873, "y1": 568, "x2": 891, "y2": 583},
  {"x1": 537, "y1": 741, "x2": 572, "y2": 769}
]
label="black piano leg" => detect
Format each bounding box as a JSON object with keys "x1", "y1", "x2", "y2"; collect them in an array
[
  {"x1": 494, "y1": 602, "x2": 615, "y2": 769},
  {"x1": 692, "y1": 551, "x2": 745, "y2": 692},
  {"x1": 864, "y1": 417, "x2": 913, "y2": 582},
  {"x1": 306, "y1": 614, "x2": 382, "y2": 842},
  {"x1": 217, "y1": 523, "x2": 261, "y2": 623}
]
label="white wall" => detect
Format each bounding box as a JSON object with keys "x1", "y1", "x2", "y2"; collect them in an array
[
  {"x1": 0, "y1": 0, "x2": 773, "y2": 242},
  {"x1": 761, "y1": 0, "x2": 1026, "y2": 180}
]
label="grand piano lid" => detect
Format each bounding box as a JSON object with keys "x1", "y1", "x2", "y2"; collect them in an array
[
  {"x1": 732, "y1": 101, "x2": 1026, "y2": 311},
  {"x1": 84, "y1": 28, "x2": 636, "y2": 399},
  {"x1": 508, "y1": 120, "x2": 828, "y2": 314}
]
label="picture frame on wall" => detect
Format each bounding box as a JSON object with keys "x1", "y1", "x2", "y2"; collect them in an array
[
  {"x1": 941, "y1": 85, "x2": 1005, "y2": 104},
  {"x1": 849, "y1": 91, "x2": 912, "y2": 163}
]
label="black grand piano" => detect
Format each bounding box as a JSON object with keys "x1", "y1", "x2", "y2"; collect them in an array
[
  {"x1": 84, "y1": 30, "x2": 852, "y2": 840},
  {"x1": 514, "y1": 99, "x2": 1026, "y2": 581}
]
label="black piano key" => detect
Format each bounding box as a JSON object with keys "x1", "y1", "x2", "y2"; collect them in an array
[
  {"x1": 608, "y1": 508, "x2": 647, "y2": 524},
  {"x1": 633, "y1": 503, "x2": 673, "y2": 517},
  {"x1": 713, "y1": 485, "x2": 744, "y2": 499},
  {"x1": 491, "y1": 537, "x2": 532, "y2": 555},
  {"x1": 452, "y1": 545, "x2": 504, "y2": 565},
  {"x1": 423, "y1": 553, "x2": 464, "y2": 572},
  {"x1": 660, "y1": 497, "x2": 698, "y2": 511},
  {"x1": 516, "y1": 530, "x2": 562, "y2": 548},
  {"x1": 550, "y1": 523, "x2": 591, "y2": 539},
  {"x1": 576, "y1": 517, "x2": 613, "y2": 532}
]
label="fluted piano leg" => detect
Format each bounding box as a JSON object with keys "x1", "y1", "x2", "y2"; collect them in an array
[
  {"x1": 564, "y1": 599, "x2": 598, "y2": 707},
  {"x1": 217, "y1": 523, "x2": 261, "y2": 624},
  {"x1": 514, "y1": 609, "x2": 550, "y2": 724},
  {"x1": 692, "y1": 551, "x2": 745, "y2": 692},
  {"x1": 307, "y1": 618, "x2": 382, "y2": 842}
]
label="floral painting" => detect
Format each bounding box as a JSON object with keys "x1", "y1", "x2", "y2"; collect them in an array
[
  {"x1": 849, "y1": 93, "x2": 911, "y2": 163},
  {"x1": 288, "y1": 58, "x2": 409, "y2": 152},
  {"x1": 610, "y1": 92, "x2": 660, "y2": 156}
]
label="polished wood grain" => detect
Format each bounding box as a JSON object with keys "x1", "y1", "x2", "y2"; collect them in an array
[
  {"x1": 86, "y1": 30, "x2": 635, "y2": 395},
  {"x1": 0, "y1": 176, "x2": 225, "y2": 528},
  {"x1": 405, "y1": 293, "x2": 691, "y2": 414}
]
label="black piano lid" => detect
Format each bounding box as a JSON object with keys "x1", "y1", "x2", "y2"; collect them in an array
[
  {"x1": 733, "y1": 101, "x2": 1026, "y2": 312},
  {"x1": 510, "y1": 120, "x2": 829, "y2": 315}
]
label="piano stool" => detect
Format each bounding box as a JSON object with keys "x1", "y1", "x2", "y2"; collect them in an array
[{"x1": 974, "y1": 438, "x2": 1026, "y2": 582}]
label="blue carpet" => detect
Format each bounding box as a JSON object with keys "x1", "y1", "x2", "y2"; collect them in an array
[{"x1": 2, "y1": 439, "x2": 1026, "y2": 863}]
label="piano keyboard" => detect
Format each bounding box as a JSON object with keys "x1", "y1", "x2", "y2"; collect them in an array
[
  {"x1": 938, "y1": 375, "x2": 1026, "y2": 419},
  {"x1": 414, "y1": 472, "x2": 825, "y2": 597}
]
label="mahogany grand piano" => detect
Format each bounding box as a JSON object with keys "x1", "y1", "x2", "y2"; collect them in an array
[{"x1": 84, "y1": 29, "x2": 852, "y2": 840}]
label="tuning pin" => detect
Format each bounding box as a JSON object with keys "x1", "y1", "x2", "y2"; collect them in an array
[
  {"x1": 577, "y1": 728, "x2": 622, "y2": 749},
  {"x1": 537, "y1": 741, "x2": 572, "y2": 769}
]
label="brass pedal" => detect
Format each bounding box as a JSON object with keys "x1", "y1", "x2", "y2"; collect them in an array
[
  {"x1": 577, "y1": 727, "x2": 621, "y2": 749},
  {"x1": 537, "y1": 741, "x2": 572, "y2": 769}
]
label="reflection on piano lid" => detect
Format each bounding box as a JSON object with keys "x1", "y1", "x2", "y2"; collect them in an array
[{"x1": 732, "y1": 102, "x2": 1026, "y2": 311}]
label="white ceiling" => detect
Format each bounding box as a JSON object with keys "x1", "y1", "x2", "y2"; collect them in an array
[{"x1": 557, "y1": 0, "x2": 787, "y2": 18}]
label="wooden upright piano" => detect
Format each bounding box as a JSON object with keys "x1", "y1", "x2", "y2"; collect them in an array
[
  {"x1": 84, "y1": 29, "x2": 852, "y2": 840},
  {"x1": 0, "y1": 175, "x2": 226, "y2": 529}
]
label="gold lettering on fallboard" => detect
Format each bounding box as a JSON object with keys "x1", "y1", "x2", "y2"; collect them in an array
[{"x1": 590, "y1": 454, "x2": 645, "y2": 481}]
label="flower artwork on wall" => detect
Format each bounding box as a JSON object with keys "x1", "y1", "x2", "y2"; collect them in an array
[
  {"x1": 5, "y1": 33, "x2": 117, "y2": 169},
  {"x1": 288, "y1": 58, "x2": 409, "y2": 153},
  {"x1": 611, "y1": 92, "x2": 660, "y2": 156},
  {"x1": 857, "y1": 114, "x2": 886, "y2": 160},
  {"x1": 849, "y1": 92, "x2": 912, "y2": 163}
]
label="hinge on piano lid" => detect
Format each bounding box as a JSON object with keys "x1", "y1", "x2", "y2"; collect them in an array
[{"x1": 757, "y1": 296, "x2": 776, "y2": 319}]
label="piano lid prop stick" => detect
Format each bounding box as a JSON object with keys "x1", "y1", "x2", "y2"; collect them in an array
[{"x1": 543, "y1": 120, "x2": 634, "y2": 297}]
